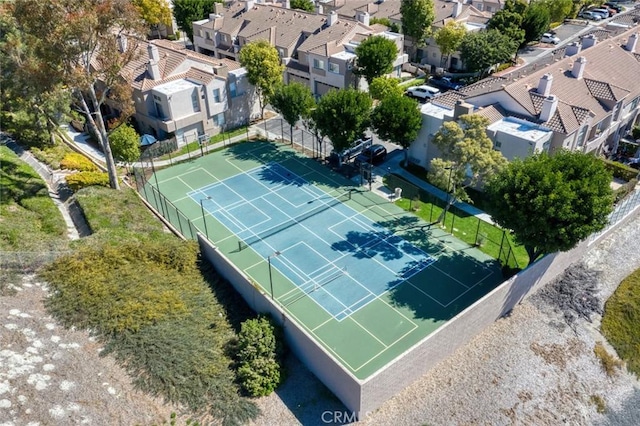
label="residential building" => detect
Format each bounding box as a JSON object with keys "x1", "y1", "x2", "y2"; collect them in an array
[
  {"x1": 408, "y1": 27, "x2": 640, "y2": 168},
  {"x1": 192, "y1": 0, "x2": 407, "y2": 96},
  {"x1": 120, "y1": 38, "x2": 256, "y2": 146}
]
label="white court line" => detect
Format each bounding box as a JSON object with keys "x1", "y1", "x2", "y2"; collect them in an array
[
  {"x1": 349, "y1": 316, "x2": 389, "y2": 349},
  {"x1": 353, "y1": 324, "x2": 419, "y2": 373},
  {"x1": 311, "y1": 317, "x2": 334, "y2": 332}
]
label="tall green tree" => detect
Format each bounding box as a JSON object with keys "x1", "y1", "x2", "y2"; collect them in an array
[
  {"x1": 487, "y1": 9, "x2": 525, "y2": 48},
  {"x1": 459, "y1": 29, "x2": 518, "y2": 75},
  {"x1": 238, "y1": 40, "x2": 284, "y2": 120},
  {"x1": 290, "y1": 0, "x2": 314, "y2": 12},
  {"x1": 10, "y1": 0, "x2": 145, "y2": 190},
  {"x1": 371, "y1": 94, "x2": 421, "y2": 166},
  {"x1": 270, "y1": 82, "x2": 315, "y2": 145},
  {"x1": 368, "y1": 76, "x2": 404, "y2": 101},
  {"x1": 109, "y1": 123, "x2": 140, "y2": 164},
  {"x1": 311, "y1": 89, "x2": 372, "y2": 153},
  {"x1": 400, "y1": 0, "x2": 435, "y2": 60},
  {"x1": 522, "y1": 2, "x2": 551, "y2": 45},
  {"x1": 540, "y1": 0, "x2": 573, "y2": 23},
  {"x1": 433, "y1": 21, "x2": 467, "y2": 67},
  {"x1": 172, "y1": 0, "x2": 217, "y2": 42},
  {"x1": 355, "y1": 35, "x2": 399, "y2": 85},
  {"x1": 429, "y1": 114, "x2": 507, "y2": 216},
  {"x1": 485, "y1": 151, "x2": 614, "y2": 264},
  {"x1": 132, "y1": 0, "x2": 172, "y2": 28}
]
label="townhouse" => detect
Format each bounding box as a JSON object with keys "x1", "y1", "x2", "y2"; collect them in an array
[
  {"x1": 119, "y1": 38, "x2": 257, "y2": 146},
  {"x1": 192, "y1": 0, "x2": 407, "y2": 97},
  {"x1": 408, "y1": 27, "x2": 640, "y2": 167}
]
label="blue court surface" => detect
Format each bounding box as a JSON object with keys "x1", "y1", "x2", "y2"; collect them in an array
[{"x1": 188, "y1": 163, "x2": 435, "y2": 321}]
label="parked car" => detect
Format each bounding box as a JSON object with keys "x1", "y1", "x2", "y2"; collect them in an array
[
  {"x1": 540, "y1": 33, "x2": 561, "y2": 44},
  {"x1": 353, "y1": 144, "x2": 387, "y2": 167},
  {"x1": 578, "y1": 11, "x2": 602, "y2": 21},
  {"x1": 590, "y1": 8, "x2": 611, "y2": 18},
  {"x1": 604, "y1": 1, "x2": 623, "y2": 11},
  {"x1": 405, "y1": 85, "x2": 441, "y2": 101},
  {"x1": 428, "y1": 76, "x2": 464, "y2": 91}
]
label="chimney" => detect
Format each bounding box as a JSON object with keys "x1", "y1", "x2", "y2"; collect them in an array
[
  {"x1": 213, "y1": 63, "x2": 229, "y2": 78},
  {"x1": 540, "y1": 94, "x2": 558, "y2": 122},
  {"x1": 327, "y1": 10, "x2": 338, "y2": 26},
  {"x1": 356, "y1": 11, "x2": 370, "y2": 26},
  {"x1": 454, "y1": 100, "x2": 474, "y2": 119},
  {"x1": 215, "y1": 2, "x2": 224, "y2": 14},
  {"x1": 564, "y1": 42, "x2": 581, "y2": 57},
  {"x1": 245, "y1": 0, "x2": 255, "y2": 12},
  {"x1": 571, "y1": 56, "x2": 587, "y2": 79},
  {"x1": 537, "y1": 73, "x2": 553, "y2": 96},
  {"x1": 453, "y1": 1, "x2": 463, "y2": 18},
  {"x1": 209, "y1": 13, "x2": 216, "y2": 20},
  {"x1": 147, "y1": 44, "x2": 161, "y2": 80},
  {"x1": 626, "y1": 33, "x2": 639, "y2": 52},
  {"x1": 316, "y1": 3, "x2": 323, "y2": 15},
  {"x1": 117, "y1": 35, "x2": 127, "y2": 53},
  {"x1": 581, "y1": 34, "x2": 597, "y2": 50},
  {"x1": 284, "y1": 0, "x2": 291, "y2": 9}
]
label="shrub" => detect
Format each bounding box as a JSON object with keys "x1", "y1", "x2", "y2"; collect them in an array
[
  {"x1": 60, "y1": 152, "x2": 99, "y2": 172},
  {"x1": 593, "y1": 341, "x2": 623, "y2": 377},
  {"x1": 66, "y1": 171, "x2": 110, "y2": 191},
  {"x1": 632, "y1": 125, "x2": 640, "y2": 141},
  {"x1": 600, "y1": 158, "x2": 638, "y2": 182},
  {"x1": 590, "y1": 394, "x2": 606, "y2": 414},
  {"x1": 614, "y1": 178, "x2": 638, "y2": 204},
  {"x1": 31, "y1": 142, "x2": 73, "y2": 169},
  {"x1": 236, "y1": 316, "x2": 285, "y2": 397}
]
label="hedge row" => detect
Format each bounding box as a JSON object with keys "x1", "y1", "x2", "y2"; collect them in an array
[
  {"x1": 601, "y1": 158, "x2": 638, "y2": 182},
  {"x1": 66, "y1": 171, "x2": 110, "y2": 191}
]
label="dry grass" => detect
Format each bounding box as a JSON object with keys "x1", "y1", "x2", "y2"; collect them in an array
[{"x1": 593, "y1": 341, "x2": 624, "y2": 377}]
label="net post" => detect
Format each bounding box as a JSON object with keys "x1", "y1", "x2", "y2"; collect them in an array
[{"x1": 238, "y1": 240, "x2": 243, "y2": 252}]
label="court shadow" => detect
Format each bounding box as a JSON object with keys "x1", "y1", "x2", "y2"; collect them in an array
[
  {"x1": 225, "y1": 141, "x2": 293, "y2": 165},
  {"x1": 387, "y1": 250, "x2": 503, "y2": 321},
  {"x1": 331, "y1": 230, "x2": 406, "y2": 261}
]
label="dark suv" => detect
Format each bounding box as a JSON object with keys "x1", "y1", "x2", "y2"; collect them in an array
[{"x1": 353, "y1": 144, "x2": 387, "y2": 167}]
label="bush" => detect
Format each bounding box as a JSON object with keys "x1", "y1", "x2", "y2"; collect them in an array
[
  {"x1": 60, "y1": 152, "x2": 99, "y2": 172},
  {"x1": 591, "y1": 394, "x2": 607, "y2": 414},
  {"x1": 66, "y1": 171, "x2": 110, "y2": 191},
  {"x1": 601, "y1": 158, "x2": 638, "y2": 182},
  {"x1": 236, "y1": 316, "x2": 285, "y2": 397},
  {"x1": 632, "y1": 126, "x2": 640, "y2": 141},
  {"x1": 601, "y1": 266, "x2": 640, "y2": 376},
  {"x1": 593, "y1": 341, "x2": 623, "y2": 377},
  {"x1": 614, "y1": 178, "x2": 638, "y2": 204}
]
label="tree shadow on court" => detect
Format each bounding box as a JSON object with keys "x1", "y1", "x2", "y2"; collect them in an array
[
  {"x1": 331, "y1": 229, "x2": 408, "y2": 261},
  {"x1": 387, "y1": 248, "x2": 503, "y2": 321},
  {"x1": 225, "y1": 141, "x2": 295, "y2": 167}
]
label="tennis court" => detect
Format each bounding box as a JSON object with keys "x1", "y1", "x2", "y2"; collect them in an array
[{"x1": 145, "y1": 141, "x2": 504, "y2": 379}]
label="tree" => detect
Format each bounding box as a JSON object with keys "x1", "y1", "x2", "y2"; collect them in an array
[
  {"x1": 311, "y1": 88, "x2": 372, "y2": 153},
  {"x1": 132, "y1": 0, "x2": 172, "y2": 28},
  {"x1": 355, "y1": 35, "x2": 399, "y2": 85},
  {"x1": 238, "y1": 40, "x2": 284, "y2": 120},
  {"x1": 172, "y1": 0, "x2": 217, "y2": 42},
  {"x1": 459, "y1": 29, "x2": 518, "y2": 75},
  {"x1": 433, "y1": 21, "x2": 467, "y2": 67},
  {"x1": 10, "y1": 0, "x2": 145, "y2": 190},
  {"x1": 368, "y1": 76, "x2": 404, "y2": 101},
  {"x1": 401, "y1": 0, "x2": 435, "y2": 60},
  {"x1": 485, "y1": 151, "x2": 614, "y2": 264},
  {"x1": 430, "y1": 114, "x2": 507, "y2": 216},
  {"x1": 370, "y1": 17, "x2": 401, "y2": 33},
  {"x1": 270, "y1": 82, "x2": 315, "y2": 145},
  {"x1": 109, "y1": 124, "x2": 140, "y2": 163},
  {"x1": 540, "y1": 0, "x2": 573, "y2": 23},
  {"x1": 290, "y1": 0, "x2": 314, "y2": 12},
  {"x1": 371, "y1": 94, "x2": 421, "y2": 166},
  {"x1": 487, "y1": 10, "x2": 525, "y2": 48},
  {"x1": 522, "y1": 2, "x2": 551, "y2": 45}
]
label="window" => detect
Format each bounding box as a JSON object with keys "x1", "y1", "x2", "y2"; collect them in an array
[
  {"x1": 213, "y1": 88, "x2": 221, "y2": 103},
  {"x1": 155, "y1": 102, "x2": 166, "y2": 119},
  {"x1": 313, "y1": 58, "x2": 325, "y2": 70},
  {"x1": 631, "y1": 96, "x2": 640, "y2": 111},
  {"x1": 206, "y1": 31, "x2": 212, "y2": 40},
  {"x1": 221, "y1": 34, "x2": 228, "y2": 43},
  {"x1": 329, "y1": 62, "x2": 339, "y2": 74},
  {"x1": 153, "y1": 94, "x2": 162, "y2": 102},
  {"x1": 229, "y1": 82, "x2": 237, "y2": 98},
  {"x1": 214, "y1": 113, "x2": 225, "y2": 126},
  {"x1": 199, "y1": 29, "x2": 203, "y2": 37},
  {"x1": 494, "y1": 141, "x2": 502, "y2": 148},
  {"x1": 278, "y1": 48, "x2": 285, "y2": 58},
  {"x1": 191, "y1": 90, "x2": 200, "y2": 112},
  {"x1": 576, "y1": 125, "x2": 588, "y2": 147}
]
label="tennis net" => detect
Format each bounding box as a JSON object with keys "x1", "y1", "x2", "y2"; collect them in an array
[{"x1": 240, "y1": 190, "x2": 351, "y2": 249}]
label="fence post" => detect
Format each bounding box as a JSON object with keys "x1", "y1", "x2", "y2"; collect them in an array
[
  {"x1": 474, "y1": 218, "x2": 481, "y2": 246},
  {"x1": 498, "y1": 231, "x2": 506, "y2": 263},
  {"x1": 280, "y1": 119, "x2": 284, "y2": 143},
  {"x1": 450, "y1": 211, "x2": 456, "y2": 234}
]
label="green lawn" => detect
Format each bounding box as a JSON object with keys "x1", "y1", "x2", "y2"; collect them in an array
[
  {"x1": 157, "y1": 126, "x2": 250, "y2": 161},
  {"x1": 0, "y1": 146, "x2": 68, "y2": 252},
  {"x1": 601, "y1": 267, "x2": 640, "y2": 376}
]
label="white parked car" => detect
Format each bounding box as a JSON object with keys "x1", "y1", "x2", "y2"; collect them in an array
[
  {"x1": 578, "y1": 11, "x2": 602, "y2": 21},
  {"x1": 540, "y1": 33, "x2": 560, "y2": 45},
  {"x1": 405, "y1": 85, "x2": 441, "y2": 101}
]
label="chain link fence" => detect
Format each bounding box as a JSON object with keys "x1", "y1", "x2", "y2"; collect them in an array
[{"x1": 385, "y1": 174, "x2": 521, "y2": 271}]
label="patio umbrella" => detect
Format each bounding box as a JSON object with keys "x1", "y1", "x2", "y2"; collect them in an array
[{"x1": 140, "y1": 134, "x2": 157, "y2": 146}]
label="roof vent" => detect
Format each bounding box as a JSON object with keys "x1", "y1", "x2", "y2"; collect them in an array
[
  {"x1": 540, "y1": 95, "x2": 558, "y2": 122},
  {"x1": 581, "y1": 34, "x2": 597, "y2": 50},
  {"x1": 626, "y1": 33, "x2": 639, "y2": 52},
  {"x1": 571, "y1": 56, "x2": 587, "y2": 80},
  {"x1": 537, "y1": 73, "x2": 553, "y2": 96}
]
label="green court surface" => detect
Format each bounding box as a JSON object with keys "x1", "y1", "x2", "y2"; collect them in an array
[{"x1": 144, "y1": 141, "x2": 504, "y2": 379}]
